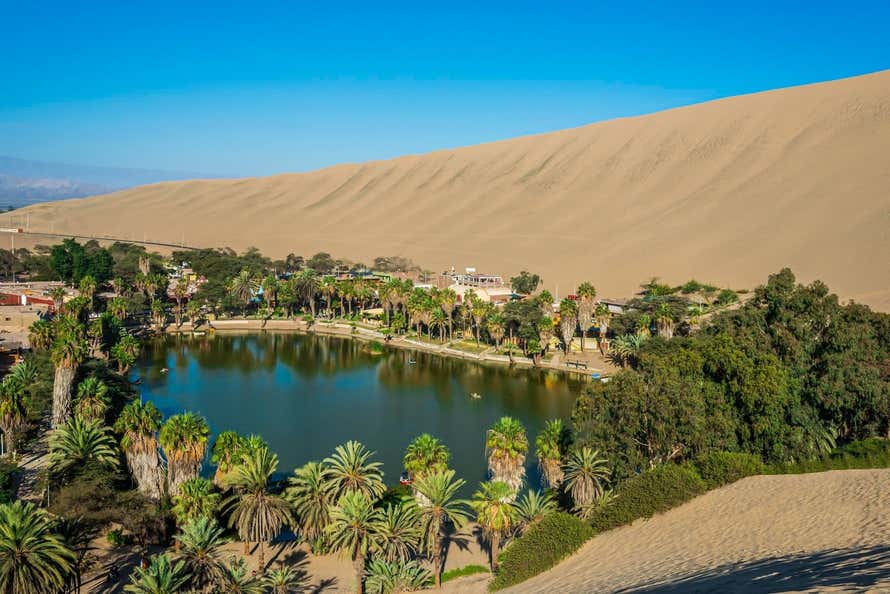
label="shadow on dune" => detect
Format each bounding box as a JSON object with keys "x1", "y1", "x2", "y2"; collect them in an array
[{"x1": 619, "y1": 545, "x2": 890, "y2": 593}]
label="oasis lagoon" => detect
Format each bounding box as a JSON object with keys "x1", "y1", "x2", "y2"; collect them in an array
[{"x1": 134, "y1": 332, "x2": 584, "y2": 489}]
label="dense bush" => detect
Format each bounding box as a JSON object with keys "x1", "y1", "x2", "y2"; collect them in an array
[
  {"x1": 442, "y1": 564, "x2": 488, "y2": 583},
  {"x1": 694, "y1": 451, "x2": 765, "y2": 488},
  {"x1": 588, "y1": 464, "x2": 707, "y2": 534},
  {"x1": 0, "y1": 461, "x2": 16, "y2": 504},
  {"x1": 770, "y1": 438, "x2": 890, "y2": 474},
  {"x1": 490, "y1": 512, "x2": 594, "y2": 591}
]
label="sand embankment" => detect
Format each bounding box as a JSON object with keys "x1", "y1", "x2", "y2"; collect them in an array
[
  {"x1": 489, "y1": 469, "x2": 890, "y2": 593},
  {"x1": 6, "y1": 70, "x2": 890, "y2": 310}
]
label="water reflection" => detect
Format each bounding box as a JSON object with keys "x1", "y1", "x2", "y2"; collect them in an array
[{"x1": 134, "y1": 333, "x2": 582, "y2": 491}]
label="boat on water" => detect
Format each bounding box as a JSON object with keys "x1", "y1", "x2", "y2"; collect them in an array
[{"x1": 470, "y1": 392, "x2": 481, "y2": 399}]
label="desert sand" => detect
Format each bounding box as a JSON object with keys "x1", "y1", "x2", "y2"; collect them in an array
[
  {"x1": 4, "y1": 70, "x2": 890, "y2": 309},
  {"x1": 455, "y1": 469, "x2": 890, "y2": 594}
]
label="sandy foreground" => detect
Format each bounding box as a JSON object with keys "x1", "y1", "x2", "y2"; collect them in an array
[
  {"x1": 466, "y1": 469, "x2": 890, "y2": 594},
  {"x1": 3, "y1": 70, "x2": 889, "y2": 311}
]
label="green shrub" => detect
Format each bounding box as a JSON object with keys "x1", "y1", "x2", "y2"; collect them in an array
[
  {"x1": 694, "y1": 451, "x2": 765, "y2": 488},
  {"x1": 588, "y1": 464, "x2": 707, "y2": 534},
  {"x1": 0, "y1": 461, "x2": 16, "y2": 504},
  {"x1": 442, "y1": 564, "x2": 488, "y2": 583},
  {"x1": 106, "y1": 528, "x2": 127, "y2": 547},
  {"x1": 770, "y1": 438, "x2": 890, "y2": 474},
  {"x1": 490, "y1": 512, "x2": 593, "y2": 591}
]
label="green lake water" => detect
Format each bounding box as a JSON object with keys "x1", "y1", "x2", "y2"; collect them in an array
[{"x1": 133, "y1": 333, "x2": 583, "y2": 490}]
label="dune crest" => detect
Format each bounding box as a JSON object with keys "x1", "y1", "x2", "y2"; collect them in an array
[{"x1": 7, "y1": 70, "x2": 890, "y2": 309}]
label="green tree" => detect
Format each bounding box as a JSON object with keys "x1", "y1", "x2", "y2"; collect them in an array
[
  {"x1": 50, "y1": 315, "x2": 89, "y2": 427},
  {"x1": 285, "y1": 461, "x2": 334, "y2": 551},
  {"x1": 49, "y1": 417, "x2": 120, "y2": 475},
  {"x1": 412, "y1": 470, "x2": 469, "y2": 588},
  {"x1": 172, "y1": 477, "x2": 220, "y2": 527},
  {"x1": 111, "y1": 334, "x2": 141, "y2": 374},
  {"x1": 576, "y1": 282, "x2": 597, "y2": 351},
  {"x1": 73, "y1": 376, "x2": 109, "y2": 424},
  {"x1": 159, "y1": 413, "x2": 210, "y2": 497},
  {"x1": 0, "y1": 501, "x2": 74, "y2": 594},
  {"x1": 115, "y1": 400, "x2": 164, "y2": 500},
  {"x1": 324, "y1": 441, "x2": 385, "y2": 501},
  {"x1": 229, "y1": 269, "x2": 258, "y2": 314},
  {"x1": 124, "y1": 554, "x2": 189, "y2": 594},
  {"x1": 28, "y1": 320, "x2": 55, "y2": 351},
  {"x1": 403, "y1": 434, "x2": 450, "y2": 483},
  {"x1": 326, "y1": 490, "x2": 384, "y2": 594},
  {"x1": 263, "y1": 565, "x2": 307, "y2": 594},
  {"x1": 485, "y1": 417, "x2": 528, "y2": 493},
  {"x1": 223, "y1": 445, "x2": 294, "y2": 572},
  {"x1": 0, "y1": 376, "x2": 28, "y2": 459},
  {"x1": 375, "y1": 503, "x2": 421, "y2": 563},
  {"x1": 514, "y1": 489, "x2": 557, "y2": 534},
  {"x1": 562, "y1": 447, "x2": 611, "y2": 518},
  {"x1": 364, "y1": 558, "x2": 431, "y2": 594},
  {"x1": 509, "y1": 271, "x2": 541, "y2": 295},
  {"x1": 215, "y1": 557, "x2": 265, "y2": 594},
  {"x1": 470, "y1": 481, "x2": 516, "y2": 572},
  {"x1": 535, "y1": 419, "x2": 568, "y2": 489},
  {"x1": 174, "y1": 516, "x2": 228, "y2": 592},
  {"x1": 558, "y1": 298, "x2": 578, "y2": 354}
]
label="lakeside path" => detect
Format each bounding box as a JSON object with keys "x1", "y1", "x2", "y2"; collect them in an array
[
  {"x1": 164, "y1": 318, "x2": 612, "y2": 378},
  {"x1": 445, "y1": 469, "x2": 890, "y2": 594}
]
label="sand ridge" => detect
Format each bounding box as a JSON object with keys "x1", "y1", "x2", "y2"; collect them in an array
[{"x1": 6, "y1": 70, "x2": 890, "y2": 310}]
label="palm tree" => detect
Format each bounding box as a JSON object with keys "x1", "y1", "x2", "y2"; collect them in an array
[
  {"x1": 0, "y1": 376, "x2": 28, "y2": 460},
  {"x1": 78, "y1": 275, "x2": 97, "y2": 310},
  {"x1": 364, "y1": 558, "x2": 432, "y2": 594},
  {"x1": 295, "y1": 270, "x2": 320, "y2": 317},
  {"x1": 324, "y1": 441, "x2": 385, "y2": 500},
  {"x1": 655, "y1": 303, "x2": 675, "y2": 339},
  {"x1": 211, "y1": 431, "x2": 246, "y2": 487},
  {"x1": 187, "y1": 300, "x2": 204, "y2": 327},
  {"x1": 470, "y1": 481, "x2": 516, "y2": 572},
  {"x1": 576, "y1": 282, "x2": 596, "y2": 351},
  {"x1": 108, "y1": 296, "x2": 128, "y2": 321},
  {"x1": 485, "y1": 417, "x2": 528, "y2": 493},
  {"x1": 159, "y1": 412, "x2": 210, "y2": 497},
  {"x1": 50, "y1": 315, "x2": 88, "y2": 427},
  {"x1": 535, "y1": 419, "x2": 568, "y2": 489},
  {"x1": 563, "y1": 447, "x2": 611, "y2": 516},
  {"x1": 687, "y1": 304, "x2": 706, "y2": 332},
  {"x1": 285, "y1": 461, "x2": 334, "y2": 551},
  {"x1": 8, "y1": 360, "x2": 38, "y2": 387},
  {"x1": 114, "y1": 400, "x2": 164, "y2": 500},
  {"x1": 608, "y1": 333, "x2": 646, "y2": 368},
  {"x1": 28, "y1": 319, "x2": 54, "y2": 351},
  {"x1": 412, "y1": 470, "x2": 469, "y2": 588},
  {"x1": 438, "y1": 288, "x2": 457, "y2": 340},
  {"x1": 487, "y1": 313, "x2": 505, "y2": 349},
  {"x1": 49, "y1": 417, "x2": 119, "y2": 474},
  {"x1": 151, "y1": 301, "x2": 167, "y2": 330},
  {"x1": 594, "y1": 303, "x2": 612, "y2": 352},
  {"x1": 430, "y1": 308, "x2": 447, "y2": 342},
  {"x1": 320, "y1": 277, "x2": 336, "y2": 316},
  {"x1": 558, "y1": 298, "x2": 578, "y2": 354},
  {"x1": 172, "y1": 477, "x2": 220, "y2": 528},
  {"x1": 124, "y1": 554, "x2": 189, "y2": 594},
  {"x1": 263, "y1": 565, "x2": 307, "y2": 594},
  {"x1": 111, "y1": 334, "x2": 141, "y2": 374},
  {"x1": 403, "y1": 434, "x2": 450, "y2": 483},
  {"x1": 0, "y1": 501, "x2": 74, "y2": 594},
  {"x1": 326, "y1": 490, "x2": 384, "y2": 594},
  {"x1": 174, "y1": 516, "x2": 228, "y2": 592},
  {"x1": 514, "y1": 490, "x2": 556, "y2": 534},
  {"x1": 635, "y1": 313, "x2": 652, "y2": 338},
  {"x1": 375, "y1": 503, "x2": 421, "y2": 563},
  {"x1": 73, "y1": 376, "x2": 109, "y2": 424},
  {"x1": 49, "y1": 286, "x2": 66, "y2": 312},
  {"x1": 229, "y1": 269, "x2": 258, "y2": 314},
  {"x1": 215, "y1": 558, "x2": 265, "y2": 594},
  {"x1": 223, "y1": 445, "x2": 294, "y2": 572},
  {"x1": 172, "y1": 278, "x2": 189, "y2": 327}
]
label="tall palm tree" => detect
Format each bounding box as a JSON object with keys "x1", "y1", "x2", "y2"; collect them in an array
[
  {"x1": 487, "y1": 313, "x2": 505, "y2": 349},
  {"x1": 326, "y1": 490, "x2": 384, "y2": 594},
  {"x1": 375, "y1": 503, "x2": 421, "y2": 563},
  {"x1": 594, "y1": 303, "x2": 612, "y2": 352},
  {"x1": 114, "y1": 400, "x2": 165, "y2": 500},
  {"x1": 174, "y1": 516, "x2": 228, "y2": 593},
  {"x1": 50, "y1": 315, "x2": 88, "y2": 427},
  {"x1": 403, "y1": 434, "x2": 450, "y2": 483},
  {"x1": 124, "y1": 554, "x2": 189, "y2": 594},
  {"x1": 485, "y1": 417, "x2": 528, "y2": 493},
  {"x1": 412, "y1": 470, "x2": 469, "y2": 589},
  {"x1": 0, "y1": 501, "x2": 75, "y2": 594},
  {"x1": 558, "y1": 298, "x2": 579, "y2": 354},
  {"x1": 608, "y1": 334, "x2": 646, "y2": 368},
  {"x1": 159, "y1": 412, "x2": 210, "y2": 497},
  {"x1": 470, "y1": 481, "x2": 516, "y2": 572},
  {"x1": 223, "y1": 445, "x2": 294, "y2": 572},
  {"x1": 229, "y1": 269, "x2": 258, "y2": 314},
  {"x1": 73, "y1": 376, "x2": 109, "y2": 424},
  {"x1": 49, "y1": 286, "x2": 67, "y2": 312},
  {"x1": 364, "y1": 559, "x2": 431, "y2": 594},
  {"x1": 430, "y1": 308, "x2": 447, "y2": 342},
  {"x1": 295, "y1": 270, "x2": 320, "y2": 317},
  {"x1": 215, "y1": 558, "x2": 265, "y2": 594},
  {"x1": 263, "y1": 565, "x2": 307, "y2": 594},
  {"x1": 78, "y1": 275, "x2": 97, "y2": 310},
  {"x1": 172, "y1": 477, "x2": 220, "y2": 528},
  {"x1": 285, "y1": 461, "x2": 334, "y2": 550},
  {"x1": 514, "y1": 490, "x2": 556, "y2": 534},
  {"x1": 108, "y1": 296, "x2": 129, "y2": 322},
  {"x1": 576, "y1": 282, "x2": 596, "y2": 351},
  {"x1": 0, "y1": 376, "x2": 28, "y2": 460},
  {"x1": 8, "y1": 360, "x2": 38, "y2": 387},
  {"x1": 211, "y1": 431, "x2": 246, "y2": 487},
  {"x1": 28, "y1": 319, "x2": 54, "y2": 351},
  {"x1": 563, "y1": 447, "x2": 611, "y2": 516},
  {"x1": 535, "y1": 419, "x2": 568, "y2": 489},
  {"x1": 635, "y1": 314, "x2": 652, "y2": 338},
  {"x1": 320, "y1": 277, "x2": 336, "y2": 316},
  {"x1": 172, "y1": 278, "x2": 189, "y2": 327},
  {"x1": 111, "y1": 334, "x2": 141, "y2": 374},
  {"x1": 324, "y1": 441, "x2": 385, "y2": 501},
  {"x1": 49, "y1": 417, "x2": 119, "y2": 474},
  {"x1": 655, "y1": 303, "x2": 675, "y2": 339},
  {"x1": 438, "y1": 289, "x2": 457, "y2": 341}
]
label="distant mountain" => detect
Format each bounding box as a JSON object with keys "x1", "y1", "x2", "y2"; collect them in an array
[{"x1": 0, "y1": 156, "x2": 223, "y2": 208}]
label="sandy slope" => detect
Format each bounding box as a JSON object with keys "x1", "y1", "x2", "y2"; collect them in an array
[
  {"x1": 446, "y1": 469, "x2": 890, "y2": 594},
  {"x1": 6, "y1": 71, "x2": 890, "y2": 309}
]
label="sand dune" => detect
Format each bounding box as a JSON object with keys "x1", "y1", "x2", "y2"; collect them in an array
[
  {"x1": 443, "y1": 469, "x2": 890, "y2": 593},
  {"x1": 6, "y1": 70, "x2": 890, "y2": 309}
]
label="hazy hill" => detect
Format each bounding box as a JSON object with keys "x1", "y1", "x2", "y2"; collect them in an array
[{"x1": 5, "y1": 70, "x2": 890, "y2": 309}]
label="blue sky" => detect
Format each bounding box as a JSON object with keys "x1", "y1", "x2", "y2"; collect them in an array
[{"x1": 2, "y1": 1, "x2": 888, "y2": 176}]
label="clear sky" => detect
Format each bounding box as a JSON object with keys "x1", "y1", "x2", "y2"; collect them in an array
[{"x1": 2, "y1": 1, "x2": 888, "y2": 176}]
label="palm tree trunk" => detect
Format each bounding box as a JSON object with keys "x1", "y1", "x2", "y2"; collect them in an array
[
  {"x1": 52, "y1": 364, "x2": 77, "y2": 427},
  {"x1": 244, "y1": 540, "x2": 250, "y2": 555},
  {"x1": 354, "y1": 554, "x2": 364, "y2": 594},
  {"x1": 258, "y1": 541, "x2": 265, "y2": 573},
  {"x1": 434, "y1": 538, "x2": 442, "y2": 588},
  {"x1": 491, "y1": 532, "x2": 500, "y2": 571}
]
